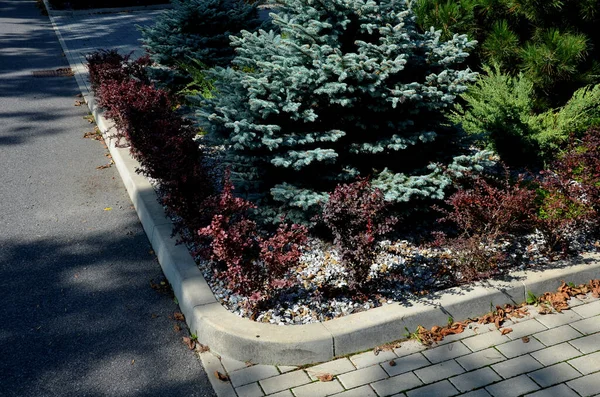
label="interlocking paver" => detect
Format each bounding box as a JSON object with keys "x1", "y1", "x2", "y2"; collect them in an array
[
  {"x1": 524, "y1": 383, "x2": 579, "y2": 397},
  {"x1": 230, "y1": 365, "x2": 280, "y2": 388},
  {"x1": 259, "y1": 370, "x2": 311, "y2": 395},
  {"x1": 527, "y1": 362, "x2": 581, "y2": 388},
  {"x1": 292, "y1": 379, "x2": 344, "y2": 397},
  {"x1": 572, "y1": 316, "x2": 600, "y2": 335},
  {"x1": 456, "y1": 348, "x2": 505, "y2": 371},
  {"x1": 382, "y1": 353, "x2": 429, "y2": 377},
  {"x1": 449, "y1": 367, "x2": 501, "y2": 393},
  {"x1": 371, "y1": 372, "x2": 423, "y2": 396},
  {"x1": 414, "y1": 359, "x2": 465, "y2": 384},
  {"x1": 393, "y1": 341, "x2": 427, "y2": 358},
  {"x1": 569, "y1": 332, "x2": 600, "y2": 354},
  {"x1": 266, "y1": 390, "x2": 293, "y2": 397},
  {"x1": 422, "y1": 341, "x2": 470, "y2": 363},
  {"x1": 337, "y1": 365, "x2": 388, "y2": 389},
  {"x1": 236, "y1": 382, "x2": 264, "y2": 397},
  {"x1": 535, "y1": 310, "x2": 583, "y2": 329},
  {"x1": 485, "y1": 374, "x2": 540, "y2": 397},
  {"x1": 530, "y1": 342, "x2": 582, "y2": 366},
  {"x1": 351, "y1": 350, "x2": 397, "y2": 369},
  {"x1": 491, "y1": 354, "x2": 543, "y2": 379},
  {"x1": 534, "y1": 325, "x2": 582, "y2": 346},
  {"x1": 461, "y1": 389, "x2": 493, "y2": 397},
  {"x1": 220, "y1": 356, "x2": 249, "y2": 373},
  {"x1": 307, "y1": 358, "x2": 356, "y2": 380},
  {"x1": 461, "y1": 331, "x2": 511, "y2": 352},
  {"x1": 567, "y1": 372, "x2": 600, "y2": 396},
  {"x1": 278, "y1": 366, "x2": 297, "y2": 374},
  {"x1": 505, "y1": 319, "x2": 547, "y2": 340},
  {"x1": 496, "y1": 336, "x2": 545, "y2": 358},
  {"x1": 571, "y1": 300, "x2": 600, "y2": 318},
  {"x1": 330, "y1": 385, "x2": 377, "y2": 397},
  {"x1": 568, "y1": 351, "x2": 600, "y2": 375},
  {"x1": 405, "y1": 380, "x2": 458, "y2": 397}
]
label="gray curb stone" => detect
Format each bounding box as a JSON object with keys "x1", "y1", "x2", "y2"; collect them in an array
[{"x1": 43, "y1": 0, "x2": 600, "y2": 365}]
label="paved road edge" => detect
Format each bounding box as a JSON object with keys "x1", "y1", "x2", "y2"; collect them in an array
[{"x1": 43, "y1": 0, "x2": 600, "y2": 366}]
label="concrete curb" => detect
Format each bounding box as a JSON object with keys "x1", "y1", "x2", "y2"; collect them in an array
[{"x1": 44, "y1": 1, "x2": 600, "y2": 366}]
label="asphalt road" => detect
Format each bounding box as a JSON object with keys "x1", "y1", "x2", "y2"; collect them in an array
[{"x1": 0, "y1": 1, "x2": 215, "y2": 395}]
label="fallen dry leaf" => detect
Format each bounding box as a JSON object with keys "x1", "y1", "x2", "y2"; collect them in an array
[
  {"x1": 173, "y1": 324, "x2": 181, "y2": 332},
  {"x1": 388, "y1": 360, "x2": 396, "y2": 367},
  {"x1": 522, "y1": 336, "x2": 530, "y2": 343},
  {"x1": 196, "y1": 343, "x2": 210, "y2": 353},
  {"x1": 214, "y1": 371, "x2": 229, "y2": 382},
  {"x1": 182, "y1": 336, "x2": 195, "y2": 350},
  {"x1": 500, "y1": 328, "x2": 513, "y2": 335},
  {"x1": 316, "y1": 373, "x2": 334, "y2": 382},
  {"x1": 174, "y1": 312, "x2": 185, "y2": 322}
]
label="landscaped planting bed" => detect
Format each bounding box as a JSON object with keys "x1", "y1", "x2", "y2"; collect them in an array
[{"x1": 86, "y1": 0, "x2": 600, "y2": 328}]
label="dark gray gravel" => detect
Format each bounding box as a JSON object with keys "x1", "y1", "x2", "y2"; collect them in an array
[{"x1": 0, "y1": 1, "x2": 215, "y2": 396}]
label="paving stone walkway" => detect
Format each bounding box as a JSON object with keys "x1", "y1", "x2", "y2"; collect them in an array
[
  {"x1": 48, "y1": 5, "x2": 600, "y2": 397},
  {"x1": 203, "y1": 294, "x2": 600, "y2": 397}
]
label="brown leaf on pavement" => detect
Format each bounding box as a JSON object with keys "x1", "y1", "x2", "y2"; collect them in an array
[
  {"x1": 214, "y1": 371, "x2": 229, "y2": 382},
  {"x1": 317, "y1": 373, "x2": 334, "y2": 382},
  {"x1": 388, "y1": 360, "x2": 396, "y2": 367},
  {"x1": 196, "y1": 343, "x2": 210, "y2": 353},
  {"x1": 522, "y1": 336, "x2": 530, "y2": 343},
  {"x1": 173, "y1": 324, "x2": 181, "y2": 332},
  {"x1": 182, "y1": 336, "x2": 195, "y2": 350},
  {"x1": 500, "y1": 328, "x2": 513, "y2": 335},
  {"x1": 173, "y1": 312, "x2": 185, "y2": 321}
]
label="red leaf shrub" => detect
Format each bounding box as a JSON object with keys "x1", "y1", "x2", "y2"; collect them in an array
[
  {"x1": 436, "y1": 170, "x2": 538, "y2": 238},
  {"x1": 85, "y1": 49, "x2": 151, "y2": 90},
  {"x1": 322, "y1": 178, "x2": 397, "y2": 289},
  {"x1": 199, "y1": 172, "x2": 307, "y2": 296}
]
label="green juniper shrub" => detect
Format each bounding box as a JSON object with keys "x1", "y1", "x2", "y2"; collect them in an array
[
  {"x1": 322, "y1": 178, "x2": 397, "y2": 290},
  {"x1": 450, "y1": 64, "x2": 600, "y2": 166},
  {"x1": 199, "y1": 0, "x2": 487, "y2": 225}
]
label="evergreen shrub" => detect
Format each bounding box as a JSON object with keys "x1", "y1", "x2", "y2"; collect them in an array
[{"x1": 200, "y1": 0, "x2": 486, "y2": 224}]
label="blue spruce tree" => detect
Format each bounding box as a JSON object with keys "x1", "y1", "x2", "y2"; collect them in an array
[
  {"x1": 200, "y1": 0, "x2": 487, "y2": 223},
  {"x1": 139, "y1": 0, "x2": 264, "y2": 68}
]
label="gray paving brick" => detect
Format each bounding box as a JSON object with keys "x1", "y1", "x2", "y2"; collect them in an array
[
  {"x1": 572, "y1": 300, "x2": 600, "y2": 318},
  {"x1": 220, "y1": 356, "x2": 249, "y2": 373},
  {"x1": 533, "y1": 325, "x2": 582, "y2": 346},
  {"x1": 422, "y1": 341, "x2": 471, "y2": 363},
  {"x1": 505, "y1": 319, "x2": 548, "y2": 340},
  {"x1": 382, "y1": 353, "x2": 429, "y2": 377},
  {"x1": 461, "y1": 390, "x2": 493, "y2": 397},
  {"x1": 462, "y1": 331, "x2": 511, "y2": 352},
  {"x1": 259, "y1": 370, "x2": 311, "y2": 395},
  {"x1": 567, "y1": 372, "x2": 600, "y2": 397},
  {"x1": 568, "y1": 351, "x2": 600, "y2": 375},
  {"x1": 536, "y1": 310, "x2": 584, "y2": 329},
  {"x1": 337, "y1": 365, "x2": 388, "y2": 389},
  {"x1": 371, "y1": 372, "x2": 423, "y2": 396},
  {"x1": 278, "y1": 366, "x2": 297, "y2": 374},
  {"x1": 450, "y1": 367, "x2": 501, "y2": 393},
  {"x1": 486, "y1": 374, "x2": 540, "y2": 397},
  {"x1": 330, "y1": 385, "x2": 377, "y2": 397},
  {"x1": 351, "y1": 350, "x2": 397, "y2": 369},
  {"x1": 406, "y1": 380, "x2": 458, "y2": 397},
  {"x1": 569, "y1": 332, "x2": 600, "y2": 354},
  {"x1": 292, "y1": 379, "x2": 344, "y2": 397},
  {"x1": 527, "y1": 362, "x2": 581, "y2": 388},
  {"x1": 524, "y1": 383, "x2": 579, "y2": 397},
  {"x1": 230, "y1": 365, "x2": 280, "y2": 387},
  {"x1": 265, "y1": 391, "x2": 293, "y2": 397},
  {"x1": 531, "y1": 342, "x2": 583, "y2": 366},
  {"x1": 496, "y1": 336, "x2": 545, "y2": 358},
  {"x1": 393, "y1": 341, "x2": 427, "y2": 358},
  {"x1": 236, "y1": 382, "x2": 264, "y2": 397},
  {"x1": 414, "y1": 360, "x2": 465, "y2": 384},
  {"x1": 307, "y1": 358, "x2": 356, "y2": 380},
  {"x1": 572, "y1": 316, "x2": 600, "y2": 335},
  {"x1": 492, "y1": 355, "x2": 543, "y2": 379},
  {"x1": 456, "y1": 348, "x2": 506, "y2": 371}
]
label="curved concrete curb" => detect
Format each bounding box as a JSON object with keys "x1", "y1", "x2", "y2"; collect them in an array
[{"x1": 44, "y1": 1, "x2": 600, "y2": 365}]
